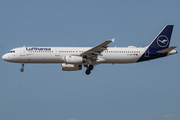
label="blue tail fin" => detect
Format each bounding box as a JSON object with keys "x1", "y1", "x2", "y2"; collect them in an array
[
  {"x1": 148, "y1": 25, "x2": 173, "y2": 51},
  {"x1": 137, "y1": 25, "x2": 174, "y2": 62}
]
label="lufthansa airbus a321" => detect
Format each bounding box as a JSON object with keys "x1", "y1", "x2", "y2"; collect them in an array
[{"x1": 2, "y1": 25, "x2": 177, "y2": 75}]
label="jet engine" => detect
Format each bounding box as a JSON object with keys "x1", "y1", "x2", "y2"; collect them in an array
[
  {"x1": 61, "y1": 63, "x2": 82, "y2": 71},
  {"x1": 64, "y1": 56, "x2": 86, "y2": 64}
]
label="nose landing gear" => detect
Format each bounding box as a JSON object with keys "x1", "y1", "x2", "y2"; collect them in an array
[{"x1": 20, "y1": 63, "x2": 24, "y2": 72}]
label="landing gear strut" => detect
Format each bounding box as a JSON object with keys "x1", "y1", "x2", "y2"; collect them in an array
[
  {"x1": 85, "y1": 64, "x2": 94, "y2": 75},
  {"x1": 20, "y1": 63, "x2": 24, "y2": 72}
]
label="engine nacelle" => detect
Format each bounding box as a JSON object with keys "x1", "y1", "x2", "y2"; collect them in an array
[
  {"x1": 64, "y1": 56, "x2": 86, "y2": 64},
  {"x1": 61, "y1": 63, "x2": 82, "y2": 71}
]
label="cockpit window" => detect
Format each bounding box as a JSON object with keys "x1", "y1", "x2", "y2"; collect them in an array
[{"x1": 8, "y1": 50, "x2": 15, "y2": 53}]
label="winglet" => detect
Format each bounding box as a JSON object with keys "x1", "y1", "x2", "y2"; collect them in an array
[{"x1": 111, "y1": 38, "x2": 115, "y2": 42}]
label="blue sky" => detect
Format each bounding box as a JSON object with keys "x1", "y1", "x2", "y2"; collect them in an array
[{"x1": 0, "y1": 0, "x2": 180, "y2": 120}]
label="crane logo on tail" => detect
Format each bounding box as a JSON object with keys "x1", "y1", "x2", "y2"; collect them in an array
[{"x1": 157, "y1": 35, "x2": 169, "y2": 47}]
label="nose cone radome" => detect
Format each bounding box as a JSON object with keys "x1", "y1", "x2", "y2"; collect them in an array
[{"x1": 2, "y1": 54, "x2": 8, "y2": 61}]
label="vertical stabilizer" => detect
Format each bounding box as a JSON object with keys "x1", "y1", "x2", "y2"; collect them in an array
[
  {"x1": 137, "y1": 25, "x2": 174, "y2": 62},
  {"x1": 148, "y1": 25, "x2": 173, "y2": 51}
]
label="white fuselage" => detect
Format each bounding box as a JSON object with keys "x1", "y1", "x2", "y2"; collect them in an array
[{"x1": 2, "y1": 46, "x2": 146, "y2": 64}]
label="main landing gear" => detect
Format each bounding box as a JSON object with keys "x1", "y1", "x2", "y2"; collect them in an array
[
  {"x1": 20, "y1": 63, "x2": 24, "y2": 72},
  {"x1": 85, "y1": 64, "x2": 94, "y2": 75}
]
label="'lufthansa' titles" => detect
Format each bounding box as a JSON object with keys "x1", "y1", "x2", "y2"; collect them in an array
[{"x1": 26, "y1": 47, "x2": 51, "y2": 51}]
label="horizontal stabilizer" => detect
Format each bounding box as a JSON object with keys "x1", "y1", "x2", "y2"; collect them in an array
[{"x1": 157, "y1": 46, "x2": 177, "y2": 53}]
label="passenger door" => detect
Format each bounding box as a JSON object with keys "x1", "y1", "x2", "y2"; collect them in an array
[
  {"x1": 145, "y1": 48, "x2": 149, "y2": 57},
  {"x1": 20, "y1": 47, "x2": 25, "y2": 56},
  {"x1": 55, "y1": 48, "x2": 60, "y2": 56}
]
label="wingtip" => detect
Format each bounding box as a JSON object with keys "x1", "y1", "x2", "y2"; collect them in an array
[{"x1": 111, "y1": 38, "x2": 115, "y2": 42}]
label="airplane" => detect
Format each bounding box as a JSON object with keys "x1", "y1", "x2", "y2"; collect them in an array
[{"x1": 2, "y1": 25, "x2": 177, "y2": 75}]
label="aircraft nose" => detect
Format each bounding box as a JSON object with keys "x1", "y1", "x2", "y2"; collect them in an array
[{"x1": 2, "y1": 54, "x2": 8, "y2": 61}]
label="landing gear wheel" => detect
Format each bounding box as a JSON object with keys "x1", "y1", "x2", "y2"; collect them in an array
[
  {"x1": 89, "y1": 65, "x2": 94, "y2": 70},
  {"x1": 20, "y1": 63, "x2": 24, "y2": 72},
  {"x1": 85, "y1": 69, "x2": 91, "y2": 75},
  {"x1": 20, "y1": 68, "x2": 24, "y2": 72}
]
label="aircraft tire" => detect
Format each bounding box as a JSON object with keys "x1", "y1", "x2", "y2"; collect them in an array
[
  {"x1": 89, "y1": 65, "x2": 94, "y2": 70},
  {"x1": 20, "y1": 68, "x2": 24, "y2": 72},
  {"x1": 85, "y1": 69, "x2": 91, "y2": 75}
]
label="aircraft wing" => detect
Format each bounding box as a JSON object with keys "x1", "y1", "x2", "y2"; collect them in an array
[
  {"x1": 157, "y1": 46, "x2": 177, "y2": 53},
  {"x1": 80, "y1": 38, "x2": 115, "y2": 59}
]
